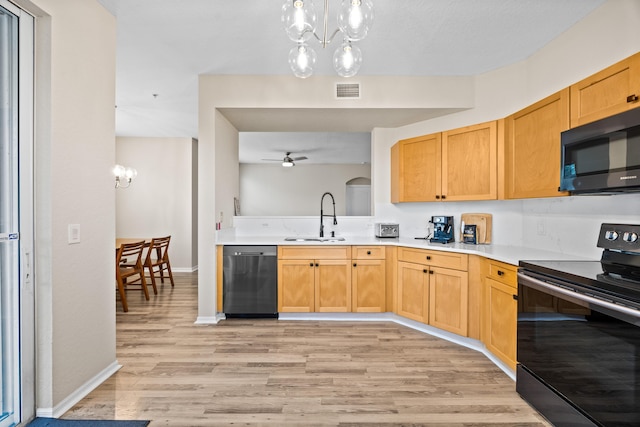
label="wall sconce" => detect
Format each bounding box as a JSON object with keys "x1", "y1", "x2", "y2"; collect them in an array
[{"x1": 113, "y1": 164, "x2": 137, "y2": 188}]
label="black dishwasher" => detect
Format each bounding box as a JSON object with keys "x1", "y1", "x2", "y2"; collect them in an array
[{"x1": 222, "y1": 245, "x2": 278, "y2": 318}]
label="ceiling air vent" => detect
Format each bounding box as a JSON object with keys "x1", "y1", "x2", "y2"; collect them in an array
[{"x1": 335, "y1": 83, "x2": 360, "y2": 99}]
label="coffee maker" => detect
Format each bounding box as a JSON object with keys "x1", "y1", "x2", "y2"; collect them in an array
[{"x1": 430, "y1": 216, "x2": 455, "y2": 244}]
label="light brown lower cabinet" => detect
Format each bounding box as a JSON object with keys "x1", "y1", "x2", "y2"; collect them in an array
[
  {"x1": 315, "y1": 260, "x2": 352, "y2": 312},
  {"x1": 351, "y1": 246, "x2": 386, "y2": 312},
  {"x1": 352, "y1": 258, "x2": 386, "y2": 312},
  {"x1": 277, "y1": 259, "x2": 316, "y2": 312},
  {"x1": 429, "y1": 267, "x2": 468, "y2": 336},
  {"x1": 397, "y1": 261, "x2": 429, "y2": 323},
  {"x1": 482, "y1": 259, "x2": 518, "y2": 371},
  {"x1": 278, "y1": 258, "x2": 352, "y2": 312},
  {"x1": 277, "y1": 246, "x2": 352, "y2": 313},
  {"x1": 396, "y1": 248, "x2": 469, "y2": 335}
]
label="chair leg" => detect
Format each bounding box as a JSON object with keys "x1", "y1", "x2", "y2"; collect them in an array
[
  {"x1": 117, "y1": 278, "x2": 128, "y2": 312},
  {"x1": 147, "y1": 266, "x2": 158, "y2": 294},
  {"x1": 141, "y1": 272, "x2": 150, "y2": 300},
  {"x1": 166, "y1": 262, "x2": 175, "y2": 287}
]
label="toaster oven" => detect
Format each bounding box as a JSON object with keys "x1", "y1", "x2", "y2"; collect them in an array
[{"x1": 375, "y1": 223, "x2": 399, "y2": 238}]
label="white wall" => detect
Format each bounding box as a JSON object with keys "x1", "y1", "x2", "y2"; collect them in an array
[
  {"x1": 239, "y1": 164, "x2": 371, "y2": 216},
  {"x1": 215, "y1": 113, "x2": 239, "y2": 230},
  {"x1": 115, "y1": 136, "x2": 197, "y2": 271},
  {"x1": 19, "y1": 0, "x2": 117, "y2": 415}
]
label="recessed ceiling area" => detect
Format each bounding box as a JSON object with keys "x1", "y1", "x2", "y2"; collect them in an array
[
  {"x1": 239, "y1": 132, "x2": 371, "y2": 165},
  {"x1": 219, "y1": 107, "x2": 467, "y2": 133},
  {"x1": 97, "y1": 0, "x2": 606, "y2": 138}
]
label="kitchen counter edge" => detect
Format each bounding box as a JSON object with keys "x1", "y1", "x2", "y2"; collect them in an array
[{"x1": 215, "y1": 235, "x2": 593, "y2": 266}]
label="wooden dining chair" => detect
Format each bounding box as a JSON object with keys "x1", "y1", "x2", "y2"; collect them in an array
[
  {"x1": 116, "y1": 240, "x2": 149, "y2": 312},
  {"x1": 144, "y1": 236, "x2": 175, "y2": 292}
]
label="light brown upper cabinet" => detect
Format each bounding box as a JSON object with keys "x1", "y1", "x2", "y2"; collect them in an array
[
  {"x1": 390, "y1": 132, "x2": 441, "y2": 203},
  {"x1": 391, "y1": 121, "x2": 497, "y2": 203},
  {"x1": 570, "y1": 52, "x2": 640, "y2": 128},
  {"x1": 503, "y1": 89, "x2": 570, "y2": 199},
  {"x1": 441, "y1": 120, "x2": 498, "y2": 201}
]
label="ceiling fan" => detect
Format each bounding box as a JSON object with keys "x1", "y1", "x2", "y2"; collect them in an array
[{"x1": 262, "y1": 152, "x2": 308, "y2": 167}]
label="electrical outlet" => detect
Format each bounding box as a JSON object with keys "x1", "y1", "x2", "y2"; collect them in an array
[{"x1": 68, "y1": 224, "x2": 80, "y2": 244}]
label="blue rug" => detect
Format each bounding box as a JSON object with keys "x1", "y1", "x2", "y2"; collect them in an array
[{"x1": 27, "y1": 418, "x2": 149, "y2": 427}]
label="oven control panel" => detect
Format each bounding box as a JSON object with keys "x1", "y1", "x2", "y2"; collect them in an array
[{"x1": 598, "y1": 223, "x2": 640, "y2": 253}]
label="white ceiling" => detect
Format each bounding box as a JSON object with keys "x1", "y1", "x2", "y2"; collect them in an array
[{"x1": 98, "y1": 0, "x2": 606, "y2": 144}]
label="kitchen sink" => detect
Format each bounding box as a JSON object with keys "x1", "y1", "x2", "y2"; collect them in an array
[{"x1": 284, "y1": 237, "x2": 346, "y2": 242}]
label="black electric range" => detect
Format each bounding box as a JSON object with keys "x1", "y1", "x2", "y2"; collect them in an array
[
  {"x1": 519, "y1": 259, "x2": 640, "y2": 312},
  {"x1": 517, "y1": 223, "x2": 640, "y2": 427}
]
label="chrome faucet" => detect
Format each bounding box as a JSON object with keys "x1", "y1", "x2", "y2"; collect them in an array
[{"x1": 320, "y1": 192, "x2": 337, "y2": 238}]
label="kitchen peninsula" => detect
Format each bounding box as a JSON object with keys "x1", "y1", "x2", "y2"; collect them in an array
[{"x1": 215, "y1": 227, "x2": 590, "y2": 379}]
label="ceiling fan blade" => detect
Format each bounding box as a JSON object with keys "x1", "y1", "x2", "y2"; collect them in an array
[
  {"x1": 292, "y1": 156, "x2": 308, "y2": 161},
  {"x1": 261, "y1": 158, "x2": 283, "y2": 161}
]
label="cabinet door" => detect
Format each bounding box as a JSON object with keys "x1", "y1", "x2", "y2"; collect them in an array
[
  {"x1": 442, "y1": 121, "x2": 497, "y2": 201},
  {"x1": 504, "y1": 89, "x2": 570, "y2": 199},
  {"x1": 352, "y1": 259, "x2": 386, "y2": 313},
  {"x1": 315, "y1": 260, "x2": 351, "y2": 312},
  {"x1": 397, "y1": 261, "x2": 429, "y2": 323},
  {"x1": 429, "y1": 267, "x2": 469, "y2": 336},
  {"x1": 278, "y1": 259, "x2": 315, "y2": 312},
  {"x1": 391, "y1": 133, "x2": 441, "y2": 202},
  {"x1": 484, "y1": 277, "x2": 517, "y2": 370},
  {"x1": 570, "y1": 52, "x2": 640, "y2": 127}
]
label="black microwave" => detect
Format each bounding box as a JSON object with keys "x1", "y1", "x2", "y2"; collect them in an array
[{"x1": 560, "y1": 107, "x2": 640, "y2": 194}]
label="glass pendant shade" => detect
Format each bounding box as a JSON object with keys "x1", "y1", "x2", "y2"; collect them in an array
[
  {"x1": 289, "y1": 43, "x2": 317, "y2": 78},
  {"x1": 337, "y1": 0, "x2": 374, "y2": 41},
  {"x1": 333, "y1": 41, "x2": 362, "y2": 77},
  {"x1": 282, "y1": 0, "x2": 317, "y2": 41},
  {"x1": 124, "y1": 167, "x2": 138, "y2": 180}
]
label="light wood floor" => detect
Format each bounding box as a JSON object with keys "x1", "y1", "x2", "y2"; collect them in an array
[{"x1": 64, "y1": 272, "x2": 550, "y2": 426}]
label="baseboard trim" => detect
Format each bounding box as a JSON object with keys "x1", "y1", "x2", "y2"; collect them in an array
[
  {"x1": 172, "y1": 266, "x2": 198, "y2": 273},
  {"x1": 277, "y1": 312, "x2": 515, "y2": 380},
  {"x1": 36, "y1": 360, "x2": 122, "y2": 418},
  {"x1": 194, "y1": 314, "x2": 222, "y2": 325}
]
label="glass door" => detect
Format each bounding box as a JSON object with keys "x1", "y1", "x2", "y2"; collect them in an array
[{"x1": 0, "y1": 2, "x2": 34, "y2": 426}]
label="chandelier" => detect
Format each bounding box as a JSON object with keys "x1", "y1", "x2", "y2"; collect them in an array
[{"x1": 281, "y1": 0, "x2": 374, "y2": 78}]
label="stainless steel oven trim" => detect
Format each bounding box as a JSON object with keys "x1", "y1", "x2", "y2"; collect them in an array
[{"x1": 517, "y1": 271, "x2": 640, "y2": 320}]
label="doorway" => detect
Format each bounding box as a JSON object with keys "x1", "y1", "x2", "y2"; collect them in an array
[{"x1": 0, "y1": 2, "x2": 34, "y2": 425}]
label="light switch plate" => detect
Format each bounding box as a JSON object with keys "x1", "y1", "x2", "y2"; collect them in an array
[{"x1": 68, "y1": 224, "x2": 80, "y2": 244}]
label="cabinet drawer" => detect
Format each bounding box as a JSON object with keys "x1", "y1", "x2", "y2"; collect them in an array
[
  {"x1": 486, "y1": 260, "x2": 517, "y2": 287},
  {"x1": 398, "y1": 247, "x2": 468, "y2": 271},
  {"x1": 352, "y1": 246, "x2": 385, "y2": 260},
  {"x1": 278, "y1": 245, "x2": 351, "y2": 260}
]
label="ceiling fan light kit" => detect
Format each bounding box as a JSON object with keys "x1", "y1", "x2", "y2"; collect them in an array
[
  {"x1": 281, "y1": 0, "x2": 374, "y2": 79},
  {"x1": 263, "y1": 152, "x2": 309, "y2": 167}
]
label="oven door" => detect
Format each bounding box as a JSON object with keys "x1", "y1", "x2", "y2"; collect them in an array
[{"x1": 517, "y1": 272, "x2": 640, "y2": 427}]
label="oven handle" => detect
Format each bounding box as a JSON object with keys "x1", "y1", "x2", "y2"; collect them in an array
[{"x1": 517, "y1": 272, "x2": 640, "y2": 320}]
